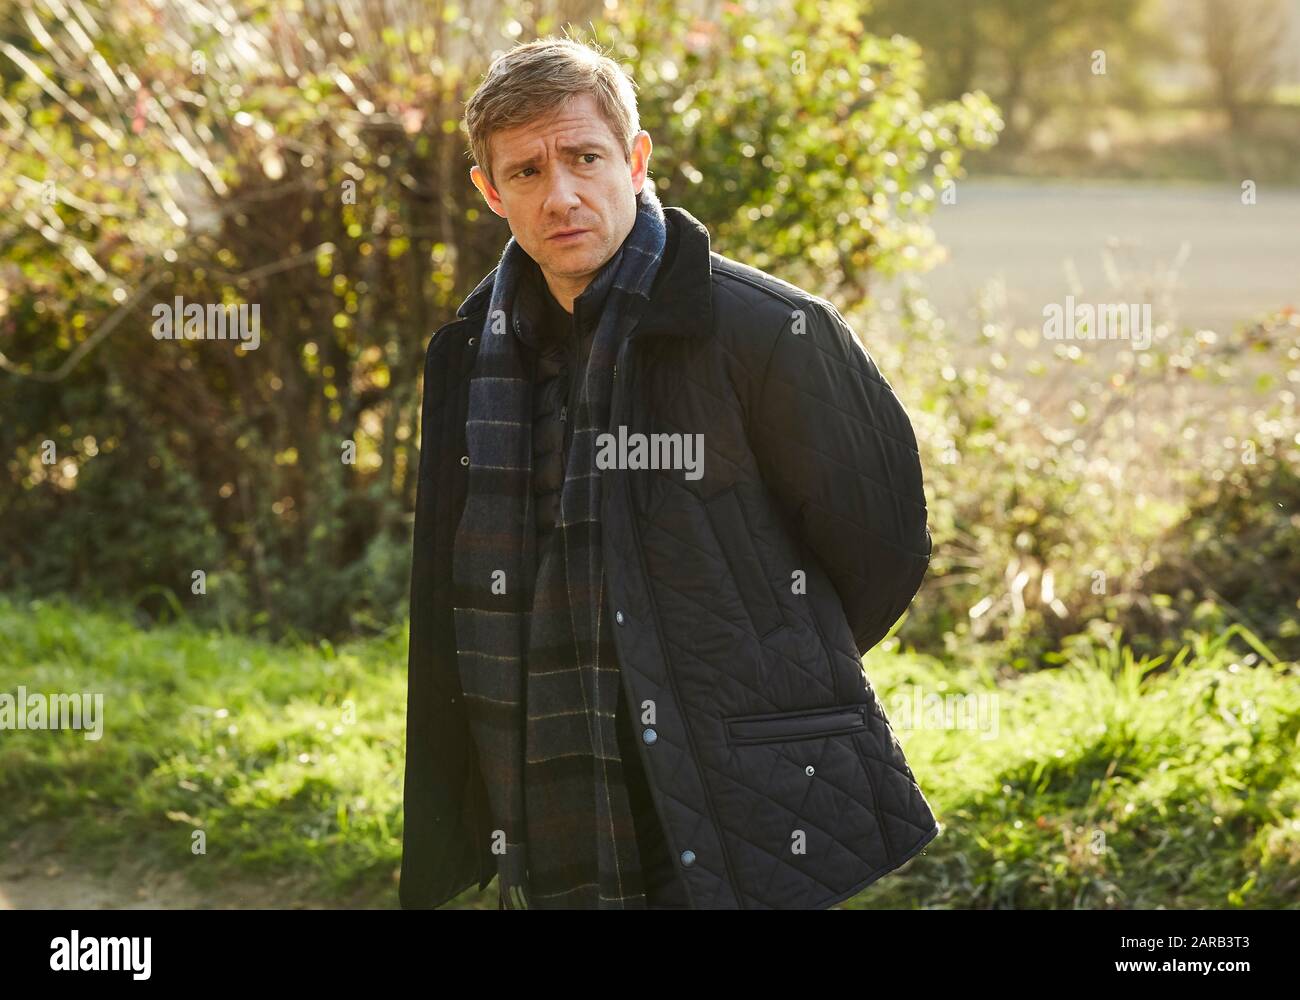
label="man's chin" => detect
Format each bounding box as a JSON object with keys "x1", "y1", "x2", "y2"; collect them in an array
[{"x1": 540, "y1": 249, "x2": 604, "y2": 275}]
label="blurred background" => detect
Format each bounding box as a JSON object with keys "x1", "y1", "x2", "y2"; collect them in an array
[{"x1": 0, "y1": 0, "x2": 1296, "y2": 909}]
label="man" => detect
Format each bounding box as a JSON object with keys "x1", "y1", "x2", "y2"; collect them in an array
[{"x1": 400, "y1": 36, "x2": 939, "y2": 911}]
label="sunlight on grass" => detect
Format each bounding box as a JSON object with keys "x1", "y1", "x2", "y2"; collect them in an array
[
  {"x1": 852, "y1": 629, "x2": 1299, "y2": 908},
  {"x1": 0, "y1": 595, "x2": 408, "y2": 904},
  {"x1": 2, "y1": 595, "x2": 1296, "y2": 908}
]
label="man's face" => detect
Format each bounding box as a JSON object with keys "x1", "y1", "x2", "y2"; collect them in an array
[{"x1": 470, "y1": 92, "x2": 652, "y2": 308}]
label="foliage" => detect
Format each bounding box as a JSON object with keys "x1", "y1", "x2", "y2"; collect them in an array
[
  {"x1": 872, "y1": 280, "x2": 1300, "y2": 666},
  {"x1": 857, "y1": 623, "x2": 1300, "y2": 909},
  {"x1": 1135, "y1": 450, "x2": 1300, "y2": 651},
  {"x1": 598, "y1": 0, "x2": 1002, "y2": 293},
  {"x1": 0, "y1": 593, "x2": 413, "y2": 904},
  {"x1": 864, "y1": 0, "x2": 1160, "y2": 146},
  {"x1": 3, "y1": 594, "x2": 1295, "y2": 908},
  {"x1": 0, "y1": 0, "x2": 996, "y2": 636}
]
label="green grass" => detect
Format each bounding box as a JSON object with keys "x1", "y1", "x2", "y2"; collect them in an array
[
  {"x1": 1, "y1": 594, "x2": 1297, "y2": 908},
  {"x1": 0, "y1": 594, "x2": 411, "y2": 907},
  {"x1": 857, "y1": 628, "x2": 1300, "y2": 908}
]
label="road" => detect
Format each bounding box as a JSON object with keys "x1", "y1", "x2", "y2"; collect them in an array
[{"x1": 901, "y1": 178, "x2": 1299, "y2": 334}]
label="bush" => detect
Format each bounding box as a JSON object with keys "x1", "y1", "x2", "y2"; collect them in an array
[
  {"x1": 869, "y1": 281, "x2": 1300, "y2": 666},
  {"x1": 0, "y1": 0, "x2": 996, "y2": 638}
]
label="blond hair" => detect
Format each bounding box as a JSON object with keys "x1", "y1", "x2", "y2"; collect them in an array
[{"x1": 463, "y1": 36, "x2": 641, "y2": 190}]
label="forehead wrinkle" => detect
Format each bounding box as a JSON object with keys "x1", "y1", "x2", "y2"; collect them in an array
[{"x1": 498, "y1": 133, "x2": 615, "y2": 177}]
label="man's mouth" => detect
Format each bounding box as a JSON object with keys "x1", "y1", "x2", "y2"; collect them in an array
[{"x1": 548, "y1": 229, "x2": 590, "y2": 241}]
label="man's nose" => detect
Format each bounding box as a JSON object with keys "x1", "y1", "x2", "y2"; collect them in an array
[{"x1": 542, "y1": 167, "x2": 582, "y2": 215}]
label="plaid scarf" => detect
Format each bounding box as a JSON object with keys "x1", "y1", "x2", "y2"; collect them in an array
[{"x1": 452, "y1": 187, "x2": 668, "y2": 909}]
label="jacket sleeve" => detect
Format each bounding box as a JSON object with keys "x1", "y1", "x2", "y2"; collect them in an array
[
  {"x1": 748, "y1": 297, "x2": 932, "y2": 657},
  {"x1": 399, "y1": 322, "x2": 495, "y2": 909}
]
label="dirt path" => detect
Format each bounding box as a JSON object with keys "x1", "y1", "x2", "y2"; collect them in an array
[{"x1": 0, "y1": 823, "x2": 359, "y2": 909}]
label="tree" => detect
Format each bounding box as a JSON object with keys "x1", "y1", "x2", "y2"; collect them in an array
[
  {"x1": 1197, "y1": 0, "x2": 1287, "y2": 132},
  {"x1": 0, "y1": 0, "x2": 997, "y2": 636}
]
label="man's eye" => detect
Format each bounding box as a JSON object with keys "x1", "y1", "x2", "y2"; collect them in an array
[{"x1": 513, "y1": 155, "x2": 596, "y2": 178}]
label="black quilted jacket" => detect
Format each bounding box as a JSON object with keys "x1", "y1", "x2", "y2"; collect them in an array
[{"x1": 400, "y1": 204, "x2": 940, "y2": 910}]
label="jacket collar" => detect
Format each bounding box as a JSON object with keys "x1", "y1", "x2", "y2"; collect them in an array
[{"x1": 455, "y1": 205, "x2": 713, "y2": 340}]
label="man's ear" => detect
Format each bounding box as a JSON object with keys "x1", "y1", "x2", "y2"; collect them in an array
[
  {"x1": 628, "y1": 131, "x2": 652, "y2": 196},
  {"x1": 470, "y1": 165, "x2": 508, "y2": 219}
]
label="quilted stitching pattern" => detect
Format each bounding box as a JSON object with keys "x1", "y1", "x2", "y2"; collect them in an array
[
  {"x1": 401, "y1": 208, "x2": 938, "y2": 910},
  {"x1": 596, "y1": 252, "x2": 937, "y2": 908}
]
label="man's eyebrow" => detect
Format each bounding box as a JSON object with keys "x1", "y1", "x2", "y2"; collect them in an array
[{"x1": 499, "y1": 138, "x2": 613, "y2": 177}]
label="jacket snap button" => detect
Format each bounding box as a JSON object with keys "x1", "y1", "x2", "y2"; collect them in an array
[
  {"x1": 680, "y1": 850, "x2": 695, "y2": 867},
  {"x1": 468, "y1": 336, "x2": 476, "y2": 345},
  {"x1": 615, "y1": 610, "x2": 625, "y2": 624},
  {"x1": 642, "y1": 728, "x2": 657, "y2": 745},
  {"x1": 460, "y1": 455, "x2": 469, "y2": 466},
  {"x1": 805, "y1": 765, "x2": 815, "y2": 776}
]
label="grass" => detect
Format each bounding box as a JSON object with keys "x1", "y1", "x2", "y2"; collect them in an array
[
  {"x1": 0, "y1": 593, "x2": 411, "y2": 907},
  {"x1": 1, "y1": 594, "x2": 1297, "y2": 908},
  {"x1": 857, "y1": 629, "x2": 1300, "y2": 908}
]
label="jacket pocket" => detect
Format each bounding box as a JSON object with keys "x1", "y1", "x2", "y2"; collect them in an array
[
  {"x1": 704, "y1": 484, "x2": 785, "y2": 639},
  {"x1": 725, "y1": 703, "x2": 869, "y2": 746}
]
